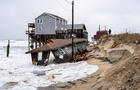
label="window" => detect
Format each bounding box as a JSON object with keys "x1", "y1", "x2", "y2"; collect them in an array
[
  {"x1": 56, "y1": 18, "x2": 59, "y2": 22},
  {"x1": 59, "y1": 19, "x2": 62, "y2": 24},
  {"x1": 40, "y1": 19, "x2": 43, "y2": 23},
  {"x1": 59, "y1": 19, "x2": 61, "y2": 23},
  {"x1": 37, "y1": 19, "x2": 43, "y2": 24},
  {"x1": 37, "y1": 19, "x2": 40, "y2": 23}
]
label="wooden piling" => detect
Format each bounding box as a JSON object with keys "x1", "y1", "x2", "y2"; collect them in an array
[{"x1": 7, "y1": 40, "x2": 10, "y2": 57}]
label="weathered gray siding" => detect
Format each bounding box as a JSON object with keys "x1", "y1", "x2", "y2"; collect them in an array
[
  {"x1": 35, "y1": 13, "x2": 56, "y2": 35},
  {"x1": 56, "y1": 18, "x2": 67, "y2": 30}
]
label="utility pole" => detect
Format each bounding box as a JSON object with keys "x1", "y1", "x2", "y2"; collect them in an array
[
  {"x1": 126, "y1": 28, "x2": 128, "y2": 33},
  {"x1": 99, "y1": 25, "x2": 101, "y2": 31},
  {"x1": 105, "y1": 26, "x2": 106, "y2": 30},
  {"x1": 71, "y1": 0, "x2": 74, "y2": 61}
]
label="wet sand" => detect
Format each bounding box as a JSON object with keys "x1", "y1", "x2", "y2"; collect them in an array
[{"x1": 48, "y1": 57, "x2": 112, "y2": 90}]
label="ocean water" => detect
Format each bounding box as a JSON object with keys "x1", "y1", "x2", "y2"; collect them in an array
[{"x1": 0, "y1": 40, "x2": 98, "y2": 90}]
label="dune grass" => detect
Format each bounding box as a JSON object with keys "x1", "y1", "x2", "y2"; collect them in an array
[{"x1": 101, "y1": 33, "x2": 140, "y2": 45}]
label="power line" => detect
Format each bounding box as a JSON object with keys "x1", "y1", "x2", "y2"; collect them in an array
[{"x1": 55, "y1": 0, "x2": 72, "y2": 11}]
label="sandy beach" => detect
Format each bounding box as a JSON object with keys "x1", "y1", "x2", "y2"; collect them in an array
[{"x1": 39, "y1": 55, "x2": 113, "y2": 90}]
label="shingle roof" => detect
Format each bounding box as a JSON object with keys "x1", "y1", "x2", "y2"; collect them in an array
[
  {"x1": 67, "y1": 24, "x2": 86, "y2": 30},
  {"x1": 26, "y1": 39, "x2": 87, "y2": 54}
]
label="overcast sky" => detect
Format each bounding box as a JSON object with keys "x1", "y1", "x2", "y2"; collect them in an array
[{"x1": 0, "y1": 0, "x2": 140, "y2": 40}]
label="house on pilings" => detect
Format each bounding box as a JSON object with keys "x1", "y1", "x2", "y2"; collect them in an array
[
  {"x1": 26, "y1": 12, "x2": 89, "y2": 66},
  {"x1": 67, "y1": 24, "x2": 88, "y2": 39}
]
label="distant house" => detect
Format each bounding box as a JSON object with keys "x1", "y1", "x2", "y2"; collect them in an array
[
  {"x1": 94, "y1": 30, "x2": 108, "y2": 40},
  {"x1": 35, "y1": 12, "x2": 67, "y2": 35},
  {"x1": 67, "y1": 24, "x2": 88, "y2": 39}
]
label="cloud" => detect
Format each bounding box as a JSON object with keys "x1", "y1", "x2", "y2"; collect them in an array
[{"x1": 0, "y1": 0, "x2": 140, "y2": 40}]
